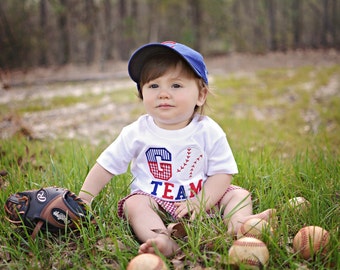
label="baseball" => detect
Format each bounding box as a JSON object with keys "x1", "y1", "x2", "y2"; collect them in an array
[
  {"x1": 126, "y1": 253, "x2": 168, "y2": 270},
  {"x1": 228, "y1": 237, "x2": 269, "y2": 269},
  {"x1": 288, "y1": 197, "x2": 310, "y2": 211},
  {"x1": 293, "y1": 226, "x2": 330, "y2": 260},
  {"x1": 237, "y1": 218, "x2": 274, "y2": 240}
]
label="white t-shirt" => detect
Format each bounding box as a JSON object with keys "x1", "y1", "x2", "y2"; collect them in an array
[{"x1": 97, "y1": 114, "x2": 238, "y2": 202}]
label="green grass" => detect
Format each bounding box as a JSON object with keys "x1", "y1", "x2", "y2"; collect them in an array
[{"x1": 1, "y1": 64, "x2": 339, "y2": 269}]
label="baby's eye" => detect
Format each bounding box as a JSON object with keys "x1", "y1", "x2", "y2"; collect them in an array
[
  {"x1": 149, "y1": 83, "x2": 159, "y2": 89},
  {"x1": 172, "y1": 83, "x2": 182, "y2": 88}
]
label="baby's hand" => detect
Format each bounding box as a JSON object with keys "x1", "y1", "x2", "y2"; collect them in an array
[{"x1": 174, "y1": 198, "x2": 201, "y2": 220}]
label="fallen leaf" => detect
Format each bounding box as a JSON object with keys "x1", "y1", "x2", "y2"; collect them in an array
[{"x1": 167, "y1": 222, "x2": 187, "y2": 238}]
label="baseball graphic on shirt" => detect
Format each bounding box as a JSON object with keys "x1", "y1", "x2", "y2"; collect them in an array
[{"x1": 175, "y1": 146, "x2": 204, "y2": 180}]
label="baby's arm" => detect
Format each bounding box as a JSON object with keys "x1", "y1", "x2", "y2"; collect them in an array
[
  {"x1": 174, "y1": 173, "x2": 232, "y2": 219},
  {"x1": 79, "y1": 163, "x2": 114, "y2": 205}
]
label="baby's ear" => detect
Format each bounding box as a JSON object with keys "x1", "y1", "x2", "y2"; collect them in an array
[{"x1": 197, "y1": 87, "x2": 208, "y2": 106}]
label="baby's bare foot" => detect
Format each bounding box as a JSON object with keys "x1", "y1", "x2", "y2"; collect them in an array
[
  {"x1": 138, "y1": 234, "x2": 179, "y2": 257},
  {"x1": 226, "y1": 208, "x2": 276, "y2": 235},
  {"x1": 256, "y1": 208, "x2": 276, "y2": 222}
]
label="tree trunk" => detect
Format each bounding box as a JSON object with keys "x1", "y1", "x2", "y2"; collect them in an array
[
  {"x1": 331, "y1": 0, "x2": 339, "y2": 49},
  {"x1": 189, "y1": 0, "x2": 202, "y2": 51},
  {"x1": 267, "y1": 0, "x2": 277, "y2": 51},
  {"x1": 148, "y1": 0, "x2": 159, "y2": 43},
  {"x1": 0, "y1": 2, "x2": 17, "y2": 67},
  {"x1": 85, "y1": 0, "x2": 96, "y2": 65},
  {"x1": 321, "y1": 0, "x2": 330, "y2": 48},
  {"x1": 102, "y1": 0, "x2": 113, "y2": 61},
  {"x1": 292, "y1": 0, "x2": 303, "y2": 49},
  {"x1": 58, "y1": 0, "x2": 70, "y2": 64},
  {"x1": 39, "y1": 0, "x2": 48, "y2": 66},
  {"x1": 117, "y1": 0, "x2": 130, "y2": 59}
]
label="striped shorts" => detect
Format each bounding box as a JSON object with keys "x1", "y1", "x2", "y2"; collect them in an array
[{"x1": 117, "y1": 184, "x2": 244, "y2": 219}]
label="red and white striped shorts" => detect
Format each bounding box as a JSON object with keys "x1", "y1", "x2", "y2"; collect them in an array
[{"x1": 117, "y1": 184, "x2": 244, "y2": 219}]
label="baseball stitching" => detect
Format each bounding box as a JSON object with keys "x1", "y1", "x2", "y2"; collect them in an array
[
  {"x1": 234, "y1": 240, "x2": 266, "y2": 247},
  {"x1": 241, "y1": 258, "x2": 261, "y2": 266},
  {"x1": 154, "y1": 256, "x2": 165, "y2": 270},
  {"x1": 318, "y1": 229, "x2": 329, "y2": 253},
  {"x1": 176, "y1": 148, "x2": 191, "y2": 173},
  {"x1": 300, "y1": 229, "x2": 308, "y2": 249},
  {"x1": 189, "y1": 154, "x2": 203, "y2": 178}
]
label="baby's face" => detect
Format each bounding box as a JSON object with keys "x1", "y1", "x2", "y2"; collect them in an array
[{"x1": 141, "y1": 65, "x2": 206, "y2": 130}]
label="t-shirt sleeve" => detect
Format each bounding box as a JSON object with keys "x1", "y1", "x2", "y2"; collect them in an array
[
  {"x1": 206, "y1": 135, "x2": 238, "y2": 176},
  {"x1": 203, "y1": 118, "x2": 238, "y2": 176},
  {"x1": 96, "y1": 127, "x2": 133, "y2": 175}
]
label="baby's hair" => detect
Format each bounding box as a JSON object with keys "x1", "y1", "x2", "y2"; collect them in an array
[{"x1": 138, "y1": 51, "x2": 210, "y2": 115}]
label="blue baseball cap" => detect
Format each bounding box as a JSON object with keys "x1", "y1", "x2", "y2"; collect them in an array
[{"x1": 128, "y1": 41, "x2": 209, "y2": 90}]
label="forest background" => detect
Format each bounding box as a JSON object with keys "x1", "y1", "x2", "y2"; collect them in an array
[{"x1": 0, "y1": 0, "x2": 339, "y2": 71}]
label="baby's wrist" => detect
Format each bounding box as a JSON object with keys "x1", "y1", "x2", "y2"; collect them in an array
[{"x1": 79, "y1": 190, "x2": 94, "y2": 206}]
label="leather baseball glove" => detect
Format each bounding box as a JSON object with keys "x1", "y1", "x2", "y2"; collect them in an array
[{"x1": 4, "y1": 187, "x2": 88, "y2": 239}]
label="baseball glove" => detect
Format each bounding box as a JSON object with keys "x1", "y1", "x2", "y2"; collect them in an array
[{"x1": 4, "y1": 187, "x2": 88, "y2": 239}]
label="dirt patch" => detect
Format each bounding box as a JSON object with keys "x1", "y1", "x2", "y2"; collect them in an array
[
  {"x1": 206, "y1": 49, "x2": 339, "y2": 74},
  {"x1": 1, "y1": 50, "x2": 339, "y2": 143}
]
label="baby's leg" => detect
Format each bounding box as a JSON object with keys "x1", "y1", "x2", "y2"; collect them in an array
[
  {"x1": 123, "y1": 194, "x2": 179, "y2": 257},
  {"x1": 219, "y1": 188, "x2": 275, "y2": 235}
]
